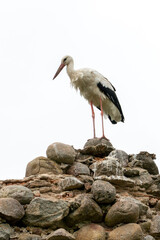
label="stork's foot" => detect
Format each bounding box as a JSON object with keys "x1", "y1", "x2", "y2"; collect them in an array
[{"x1": 100, "y1": 135, "x2": 110, "y2": 141}]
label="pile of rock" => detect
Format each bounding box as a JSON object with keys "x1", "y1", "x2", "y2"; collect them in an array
[{"x1": 0, "y1": 138, "x2": 160, "y2": 240}]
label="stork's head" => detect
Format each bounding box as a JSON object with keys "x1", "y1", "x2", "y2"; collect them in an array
[{"x1": 53, "y1": 55, "x2": 73, "y2": 79}]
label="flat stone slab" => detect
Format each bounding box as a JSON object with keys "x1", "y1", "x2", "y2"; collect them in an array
[
  {"x1": 94, "y1": 175, "x2": 135, "y2": 187},
  {"x1": 80, "y1": 138, "x2": 114, "y2": 157},
  {"x1": 60, "y1": 177, "x2": 84, "y2": 191}
]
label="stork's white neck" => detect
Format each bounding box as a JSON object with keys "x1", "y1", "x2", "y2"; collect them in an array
[{"x1": 66, "y1": 60, "x2": 75, "y2": 79}]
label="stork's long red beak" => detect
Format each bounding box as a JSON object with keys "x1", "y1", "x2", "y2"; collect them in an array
[{"x1": 53, "y1": 63, "x2": 65, "y2": 80}]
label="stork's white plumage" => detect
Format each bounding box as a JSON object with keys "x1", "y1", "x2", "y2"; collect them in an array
[{"x1": 53, "y1": 55, "x2": 124, "y2": 139}]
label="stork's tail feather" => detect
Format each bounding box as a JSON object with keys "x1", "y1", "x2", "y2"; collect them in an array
[{"x1": 108, "y1": 116, "x2": 117, "y2": 124}]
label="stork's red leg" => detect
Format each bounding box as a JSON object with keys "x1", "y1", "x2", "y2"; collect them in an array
[
  {"x1": 100, "y1": 98, "x2": 105, "y2": 138},
  {"x1": 90, "y1": 102, "x2": 96, "y2": 138}
]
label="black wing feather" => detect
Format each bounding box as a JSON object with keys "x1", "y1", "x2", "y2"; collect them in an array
[{"x1": 97, "y1": 82, "x2": 124, "y2": 122}]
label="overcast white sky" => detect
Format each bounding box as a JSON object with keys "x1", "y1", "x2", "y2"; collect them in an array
[{"x1": 0, "y1": 0, "x2": 160, "y2": 180}]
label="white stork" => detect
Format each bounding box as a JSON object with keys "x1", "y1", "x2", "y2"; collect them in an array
[{"x1": 53, "y1": 55, "x2": 124, "y2": 139}]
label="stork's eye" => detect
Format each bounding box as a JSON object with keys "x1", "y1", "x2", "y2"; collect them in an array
[{"x1": 64, "y1": 58, "x2": 67, "y2": 62}]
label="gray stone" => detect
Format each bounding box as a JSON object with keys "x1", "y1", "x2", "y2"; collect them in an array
[
  {"x1": 60, "y1": 177, "x2": 84, "y2": 191},
  {"x1": 91, "y1": 158, "x2": 123, "y2": 177},
  {"x1": 0, "y1": 198, "x2": 24, "y2": 223},
  {"x1": 108, "y1": 149, "x2": 128, "y2": 167},
  {"x1": 66, "y1": 197, "x2": 103, "y2": 228},
  {"x1": 136, "y1": 151, "x2": 158, "y2": 175},
  {"x1": 46, "y1": 142, "x2": 76, "y2": 164},
  {"x1": 23, "y1": 197, "x2": 70, "y2": 228},
  {"x1": 67, "y1": 162, "x2": 90, "y2": 176},
  {"x1": 81, "y1": 138, "x2": 114, "y2": 157},
  {"x1": 0, "y1": 224, "x2": 14, "y2": 236},
  {"x1": 25, "y1": 156, "x2": 63, "y2": 177},
  {"x1": 0, "y1": 185, "x2": 33, "y2": 204},
  {"x1": 91, "y1": 180, "x2": 116, "y2": 204},
  {"x1": 74, "y1": 224, "x2": 106, "y2": 240},
  {"x1": 46, "y1": 228, "x2": 75, "y2": 240},
  {"x1": 105, "y1": 199, "x2": 139, "y2": 227},
  {"x1": 132, "y1": 169, "x2": 153, "y2": 188},
  {"x1": 0, "y1": 231, "x2": 9, "y2": 240},
  {"x1": 27, "y1": 179, "x2": 51, "y2": 188},
  {"x1": 108, "y1": 223, "x2": 143, "y2": 240},
  {"x1": 150, "y1": 215, "x2": 160, "y2": 237}
]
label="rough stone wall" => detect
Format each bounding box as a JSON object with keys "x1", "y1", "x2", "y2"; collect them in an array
[{"x1": 0, "y1": 138, "x2": 160, "y2": 240}]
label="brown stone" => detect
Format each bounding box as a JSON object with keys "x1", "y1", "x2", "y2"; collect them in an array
[
  {"x1": 149, "y1": 198, "x2": 158, "y2": 207},
  {"x1": 46, "y1": 228, "x2": 75, "y2": 240},
  {"x1": 108, "y1": 223, "x2": 143, "y2": 240},
  {"x1": 25, "y1": 156, "x2": 62, "y2": 177},
  {"x1": 0, "y1": 198, "x2": 24, "y2": 223},
  {"x1": 0, "y1": 185, "x2": 33, "y2": 204},
  {"x1": 65, "y1": 197, "x2": 103, "y2": 228},
  {"x1": 74, "y1": 224, "x2": 106, "y2": 240},
  {"x1": 150, "y1": 215, "x2": 160, "y2": 237},
  {"x1": 105, "y1": 199, "x2": 139, "y2": 227},
  {"x1": 18, "y1": 233, "x2": 42, "y2": 240}
]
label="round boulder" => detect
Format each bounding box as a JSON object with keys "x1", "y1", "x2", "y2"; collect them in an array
[
  {"x1": 91, "y1": 180, "x2": 116, "y2": 204},
  {"x1": 0, "y1": 198, "x2": 24, "y2": 223},
  {"x1": 74, "y1": 224, "x2": 106, "y2": 240},
  {"x1": 25, "y1": 156, "x2": 63, "y2": 177},
  {"x1": 23, "y1": 197, "x2": 70, "y2": 228},
  {"x1": 0, "y1": 185, "x2": 33, "y2": 204},
  {"x1": 108, "y1": 223, "x2": 143, "y2": 240},
  {"x1": 65, "y1": 197, "x2": 103, "y2": 228},
  {"x1": 46, "y1": 142, "x2": 76, "y2": 164},
  {"x1": 67, "y1": 162, "x2": 90, "y2": 176},
  {"x1": 105, "y1": 199, "x2": 139, "y2": 227}
]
